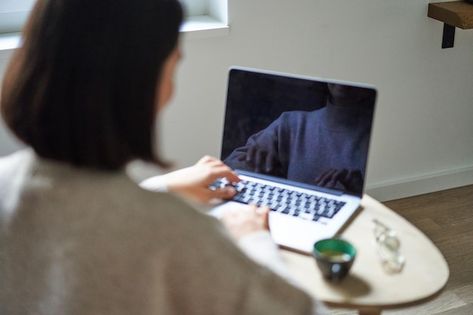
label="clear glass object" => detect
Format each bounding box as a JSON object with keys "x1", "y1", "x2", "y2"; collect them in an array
[{"x1": 373, "y1": 219, "x2": 406, "y2": 273}]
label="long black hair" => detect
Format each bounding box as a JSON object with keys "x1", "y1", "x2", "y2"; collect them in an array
[{"x1": 1, "y1": 0, "x2": 183, "y2": 169}]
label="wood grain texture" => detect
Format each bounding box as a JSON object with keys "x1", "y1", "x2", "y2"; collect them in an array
[
  {"x1": 435, "y1": 304, "x2": 473, "y2": 315},
  {"x1": 428, "y1": 1, "x2": 473, "y2": 29},
  {"x1": 328, "y1": 185, "x2": 473, "y2": 314}
]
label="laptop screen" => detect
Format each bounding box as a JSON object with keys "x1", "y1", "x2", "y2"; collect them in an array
[{"x1": 221, "y1": 68, "x2": 376, "y2": 197}]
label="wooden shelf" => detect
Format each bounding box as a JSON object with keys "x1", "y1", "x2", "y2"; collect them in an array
[
  {"x1": 428, "y1": 1, "x2": 473, "y2": 29},
  {"x1": 428, "y1": 1, "x2": 473, "y2": 48}
]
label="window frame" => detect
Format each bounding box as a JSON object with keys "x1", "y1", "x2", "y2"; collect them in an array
[
  {"x1": 0, "y1": 0, "x2": 228, "y2": 52},
  {"x1": 0, "y1": 0, "x2": 36, "y2": 34},
  {"x1": 0, "y1": 0, "x2": 227, "y2": 35}
]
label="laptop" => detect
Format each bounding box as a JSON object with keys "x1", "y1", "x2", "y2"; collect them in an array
[{"x1": 211, "y1": 67, "x2": 377, "y2": 254}]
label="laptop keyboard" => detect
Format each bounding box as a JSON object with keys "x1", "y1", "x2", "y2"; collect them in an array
[{"x1": 211, "y1": 179, "x2": 346, "y2": 222}]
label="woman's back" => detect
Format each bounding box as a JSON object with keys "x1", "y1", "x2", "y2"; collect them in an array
[{"x1": 0, "y1": 150, "x2": 312, "y2": 315}]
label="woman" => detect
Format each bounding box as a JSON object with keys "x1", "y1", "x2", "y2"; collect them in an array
[{"x1": 0, "y1": 0, "x2": 327, "y2": 314}]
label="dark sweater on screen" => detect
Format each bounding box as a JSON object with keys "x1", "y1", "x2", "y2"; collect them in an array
[{"x1": 224, "y1": 104, "x2": 372, "y2": 195}]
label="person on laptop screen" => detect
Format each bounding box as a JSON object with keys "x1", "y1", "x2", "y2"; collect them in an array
[{"x1": 224, "y1": 83, "x2": 375, "y2": 196}]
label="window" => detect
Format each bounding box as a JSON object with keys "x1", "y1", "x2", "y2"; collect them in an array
[
  {"x1": 0, "y1": 0, "x2": 227, "y2": 37},
  {"x1": 180, "y1": 0, "x2": 228, "y2": 35},
  {"x1": 182, "y1": 0, "x2": 208, "y2": 17},
  {"x1": 0, "y1": 0, "x2": 35, "y2": 34}
]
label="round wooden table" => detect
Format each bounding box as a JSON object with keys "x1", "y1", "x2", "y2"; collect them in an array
[{"x1": 280, "y1": 195, "x2": 449, "y2": 315}]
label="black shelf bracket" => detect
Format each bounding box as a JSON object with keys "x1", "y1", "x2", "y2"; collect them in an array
[{"x1": 442, "y1": 23, "x2": 455, "y2": 48}]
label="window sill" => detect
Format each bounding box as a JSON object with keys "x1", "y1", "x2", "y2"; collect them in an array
[
  {"x1": 0, "y1": 33, "x2": 20, "y2": 52},
  {"x1": 181, "y1": 15, "x2": 229, "y2": 39},
  {"x1": 0, "y1": 15, "x2": 228, "y2": 54}
]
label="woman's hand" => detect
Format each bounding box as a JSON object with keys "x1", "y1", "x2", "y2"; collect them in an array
[
  {"x1": 221, "y1": 204, "x2": 270, "y2": 240},
  {"x1": 164, "y1": 156, "x2": 240, "y2": 204}
]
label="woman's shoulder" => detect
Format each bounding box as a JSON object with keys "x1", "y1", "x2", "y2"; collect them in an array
[
  {"x1": 54, "y1": 166, "x2": 210, "y2": 231},
  {"x1": 0, "y1": 150, "x2": 210, "y2": 235},
  {"x1": 1, "y1": 152, "x2": 226, "y2": 257}
]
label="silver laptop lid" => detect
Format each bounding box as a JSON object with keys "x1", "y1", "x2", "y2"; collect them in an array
[{"x1": 221, "y1": 67, "x2": 377, "y2": 198}]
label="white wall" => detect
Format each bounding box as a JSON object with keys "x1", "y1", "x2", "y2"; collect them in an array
[{"x1": 1, "y1": 0, "x2": 473, "y2": 201}]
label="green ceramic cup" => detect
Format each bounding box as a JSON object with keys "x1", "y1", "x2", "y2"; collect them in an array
[{"x1": 313, "y1": 238, "x2": 357, "y2": 281}]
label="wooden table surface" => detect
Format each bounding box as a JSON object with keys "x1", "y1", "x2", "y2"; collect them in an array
[{"x1": 280, "y1": 195, "x2": 449, "y2": 314}]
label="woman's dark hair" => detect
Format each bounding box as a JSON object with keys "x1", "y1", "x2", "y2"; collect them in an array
[{"x1": 1, "y1": 0, "x2": 183, "y2": 169}]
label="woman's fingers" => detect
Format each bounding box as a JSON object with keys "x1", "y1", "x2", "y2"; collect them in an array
[
  {"x1": 221, "y1": 204, "x2": 270, "y2": 239},
  {"x1": 206, "y1": 160, "x2": 226, "y2": 168},
  {"x1": 255, "y1": 206, "x2": 270, "y2": 229},
  {"x1": 165, "y1": 156, "x2": 243, "y2": 204},
  {"x1": 208, "y1": 165, "x2": 240, "y2": 183},
  {"x1": 197, "y1": 156, "x2": 240, "y2": 183},
  {"x1": 196, "y1": 155, "x2": 220, "y2": 165},
  {"x1": 205, "y1": 186, "x2": 237, "y2": 200}
]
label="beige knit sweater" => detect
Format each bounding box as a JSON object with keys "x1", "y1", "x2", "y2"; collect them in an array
[{"x1": 0, "y1": 150, "x2": 320, "y2": 315}]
